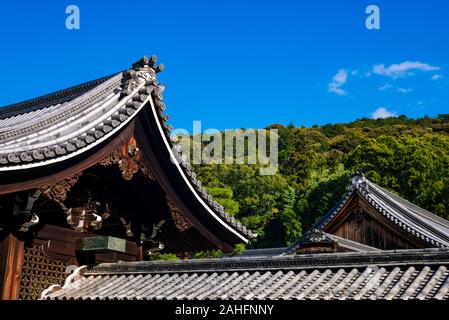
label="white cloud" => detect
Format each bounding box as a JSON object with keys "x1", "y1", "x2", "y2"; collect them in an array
[
  {"x1": 397, "y1": 88, "x2": 413, "y2": 94},
  {"x1": 432, "y1": 74, "x2": 443, "y2": 80},
  {"x1": 378, "y1": 83, "x2": 392, "y2": 91},
  {"x1": 328, "y1": 69, "x2": 348, "y2": 96},
  {"x1": 373, "y1": 61, "x2": 440, "y2": 79},
  {"x1": 371, "y1": 107, "x2": 397, "y2": 119}
]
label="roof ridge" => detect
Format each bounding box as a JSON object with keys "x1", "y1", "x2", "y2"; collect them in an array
[
  {"x1": 368, "y1": 179, "x2": 449, "y2": 229},
  {"x1": 85, "y1": 247, "x2": 449, "y2": 275},
  {"x1": 364, "y1": 181, "x2": 449, "y2": 245},
  {"x1": 0, "y1": 73, "x2": 119, "y2": 120}
]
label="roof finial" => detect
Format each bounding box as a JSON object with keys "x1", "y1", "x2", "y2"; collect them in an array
[
  {"x1": 352, "y1": 170, "x2": 368, "y2": 192},
  {"x1": 132, "y1": 55, "x2": 158, "y2": 69}
]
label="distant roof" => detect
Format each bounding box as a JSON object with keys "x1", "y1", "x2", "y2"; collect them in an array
[
  {"x1": 315, "y1": 174, "x2": 449, "y2": 248},
  {"x1": 42, "y1": 248, "x2": 449, "y2": 300},
  {"x1": 284, "y1": 229, "x2": 381, "y2": 255}
]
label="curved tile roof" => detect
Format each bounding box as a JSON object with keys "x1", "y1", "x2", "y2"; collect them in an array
[
  {"x1": 0, "y1": 55, "x2": 254, "y2": 242},
  {"x1": 0, "y1": 66, "x2": 151, "y2": 168},
  {"x1": 0, "y1": 75, "x2": 114, "y2": 120}
]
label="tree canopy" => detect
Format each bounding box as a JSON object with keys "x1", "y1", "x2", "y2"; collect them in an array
[{"x1": 192, "y1": 114, "x2": 449, "y2": 248}]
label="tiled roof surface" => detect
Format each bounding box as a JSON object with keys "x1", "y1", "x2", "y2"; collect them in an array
[
  {"x1": 0, "y1": 75, "x2": 114, "y2": 120},
  {"x1": 43, "y1": 248, "x2": 449, "y2": 300}
]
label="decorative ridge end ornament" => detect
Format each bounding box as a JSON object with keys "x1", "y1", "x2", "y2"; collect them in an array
[
  {"x1": 285, "y1": 229, "x2": 343, "y2": 255},
  {"x1": 39, "y1": 284, "x2": 62, "y2": 300},
  {"x1": 132, "y1": 55, "x2": 157, "y2": 69},
  {"x1": 352, "y1": 171, "x2": 369, "y2": 193},
  {"x1": 284, "y1": 229, "x2": 333, "y2": 255},
  {"x1": 39, "y1": 265, "x2": 87, "y2": 300},
  {"x1": 63, "y1": 265, "x2": 87, "y2": 288},
  {"x1": 305, "y1": 229, "x2": 332, "y2": 243},
  {"x1": 122, "y1": 55, "x2": 161, "y2": 97}
]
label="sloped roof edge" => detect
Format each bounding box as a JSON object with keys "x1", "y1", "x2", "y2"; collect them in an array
[{"x1": 314, "y1": 174, "x2": 449, "y2": 248}]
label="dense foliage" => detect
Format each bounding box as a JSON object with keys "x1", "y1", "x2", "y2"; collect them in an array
[{"x1": 193, "y1": 114, "x2": 449, "y2": 249}]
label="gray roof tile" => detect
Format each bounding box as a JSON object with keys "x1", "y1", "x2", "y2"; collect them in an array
[{"x1": 43, "y1": 248, "x2": 449, "y2": 300}]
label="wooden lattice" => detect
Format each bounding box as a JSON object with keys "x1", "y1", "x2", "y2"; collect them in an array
[{"x1": 19, "y1": 243, "x2": 69, "y2": 300}]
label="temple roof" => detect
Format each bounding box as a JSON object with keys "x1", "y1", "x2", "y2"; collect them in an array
[
  {"x1": 0, "y1": 75, "x2": 114, "y2": 121},
  {"x1": 0, "y1": 56, "x2": 254, "y2": 249},
  {"x1": 315, "y1": 174, "x2": 449, "y2": 248},
  {"x1": 0, "y1": 63, "x2": 150, "y2": 169},
  {"x1": 41, "y1": 248, "x2": 449, "y2": 300}
]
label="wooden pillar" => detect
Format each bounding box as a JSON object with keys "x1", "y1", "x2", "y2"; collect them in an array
[{"x1": 0, "y1": 233, "x2": 24, "y2": 300}]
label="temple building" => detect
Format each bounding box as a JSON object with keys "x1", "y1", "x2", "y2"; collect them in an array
[
  {"x1": 0, "y1": 56, "x2": 253, "y2": 300},
  {"x1": 1, "y1": 56, "x2": 449, "y2": 300}
]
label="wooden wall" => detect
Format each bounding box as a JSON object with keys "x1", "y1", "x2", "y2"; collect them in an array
[{"x1": 0, "y1": 233, "x2": 24, "y2": 300}]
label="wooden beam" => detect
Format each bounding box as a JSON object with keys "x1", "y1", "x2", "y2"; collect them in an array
[
  {"x1": 76, "y1": 236, "x2": 126, "y2": 253},
  {"x1": 0, "y1": 233, "x2": 24, "y2": 300}
]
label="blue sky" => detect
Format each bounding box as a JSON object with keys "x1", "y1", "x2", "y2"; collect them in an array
[{"x1": 0, "y1": 0, "x2": 448, "y2": 130}]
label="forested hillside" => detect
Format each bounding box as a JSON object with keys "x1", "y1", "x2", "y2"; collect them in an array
[{"x1": 193, "y1": 114, "x2": 449, "y2": 249}]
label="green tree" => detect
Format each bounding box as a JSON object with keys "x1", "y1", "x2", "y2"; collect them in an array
[{"x1": 206, "y1": 187, "x2": 239, "y2": 216}]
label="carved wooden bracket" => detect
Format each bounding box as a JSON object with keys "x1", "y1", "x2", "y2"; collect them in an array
[
  {"x1": 166, "y1": 195, "x2": 192, "y2": 232},
  {"x1": 99, "y1": 136, "x2": 155, "y2": 181},
  {"x1": 66, "y1": 205, "x2": 103, "y2": 232},
  {"x1": 40, "y1": 173, "x2": 104, "y2": 233},
  {"x1": 41, "y1": 173, "x2": 82, "y2": 203}
]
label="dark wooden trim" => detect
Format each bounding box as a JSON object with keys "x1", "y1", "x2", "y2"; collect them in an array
[
  {"x1": 35, "y1": 225, "x2": 139, "y2": 264},
  {"x1": 0, "y1": 233, "x2": 24, "y2": 300},
  {"x1": 323, "y1": 192, "x2": 360, "y2": 234}
]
